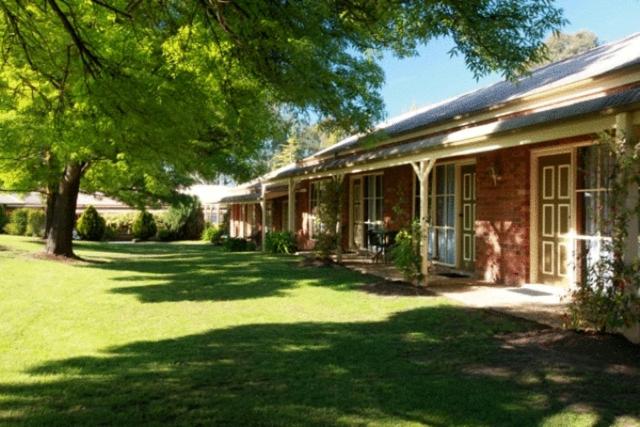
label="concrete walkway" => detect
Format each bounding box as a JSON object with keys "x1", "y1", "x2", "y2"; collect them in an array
[
  {"x1": 338, "y1": 254, "x2": 569, "y2": 329},
  {"x1": 427, "y1": 282, "x2": 569, "y2": 328}
]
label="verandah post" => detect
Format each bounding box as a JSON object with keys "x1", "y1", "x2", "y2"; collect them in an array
[
  {"x1": 260, "y1": 183, "x2": 267, "y2": 252},
  {"x1": 287, "y1": 178, "x2": 296, "y2": 234},
  {"x1": 412, "y1": 159, "x2": 435, "y2": 286}
]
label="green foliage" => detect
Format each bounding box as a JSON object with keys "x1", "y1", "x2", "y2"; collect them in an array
[
  {"x1": 25, "y1": 210, "x2": 46, "y2": 238},
  {"x1": 568, "y1": 134, "x2": 640, "y2": 333},
  {"x1": 391, "y1": 221, "x2": 424, "y2": 282},
  {"x1": 0, "y1": 205, "x2": 9, "y2": 233},
  {"x1": 155, "y1": 227, "x2": 173, "y2": 243},
  {"x1": 76, "y1": 206, "x2": 106, "y2": 241},
  {"x1": 132, "y1": 211, "x2": 157, "y2": 241},
  {"x1": 265, "y1": 231, "x2": 297, "y2": 254},
  {"x1": 531, "y1": 30, "x2": 600, "y2": 69},
  {"x1": 5, "y1": 208, "x2": 29, "y2": 236},
  {"x1": 104, "y1": 213, "x2": 136, "y2": 240},
  {"x1": 223, "y1": 238, "x2": 256, "y2": 252},
  {"x1": 315, "y1": 178, "x2": 345, "y2": 260},
  {"x1": 162, "y1": 199, "x2": 205, "y2": 241},
  {"x1": 0, "y1": 0, "x2": 564, "y2": 255},
  {"x1": 201, "y1": 224, "x2": 225, "y2": 245}
]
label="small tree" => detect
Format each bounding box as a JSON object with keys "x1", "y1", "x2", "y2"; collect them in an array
[
  {"x1": 391, "y1": 221, "x2": 424, "y2": 283},
  {"x1": 315, "y1": 177, "x2": 345, "y2": 262},
  {"x1": 76, "y1": 206, "x2": 106, "y2": 241},
  {"x1": 132, "y1": 211, "x2": 157, "y2": 241},
  {"x1": 162, "y1": 198, "x2": 205, "y2": 241}
]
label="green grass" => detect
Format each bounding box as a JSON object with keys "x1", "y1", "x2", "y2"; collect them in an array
[{"x1": 0, "y1": 235, "x2": 638, "y2": 426}]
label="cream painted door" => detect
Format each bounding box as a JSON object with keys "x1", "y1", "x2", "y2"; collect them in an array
[
  {"x1": 461, "y1": 164, "x2": 476, "y2": 271},
  {"x1": 538, "y1": 153, "x2": 572, "y2": 285}
]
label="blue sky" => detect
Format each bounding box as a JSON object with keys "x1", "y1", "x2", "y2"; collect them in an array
[{"x1": 379, "y1": 0, "x2": 640, "y2": 118}]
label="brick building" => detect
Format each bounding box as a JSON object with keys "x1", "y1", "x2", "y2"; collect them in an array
[{"x1": 222, "y1": 33, "x2": 640, "y2": 291}]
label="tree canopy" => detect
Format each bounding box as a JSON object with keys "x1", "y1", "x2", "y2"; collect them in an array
[
  {"x1": 530, "y1": 30, "x2": 600, "y2": 69},
  {"x1": 0, "y1": 0, "x2": 566, "y2": 256}
]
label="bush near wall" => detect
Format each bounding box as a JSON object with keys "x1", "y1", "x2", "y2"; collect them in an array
[
  {"x1": 104, "y1": 213, "x2": 136, "y2": 240},
  {"x1": 5, "y1": 208, "x2": 29, "y2": 236},
  {"x1": 223, "y1": 238, "x2": 256, "y2": 252},
  {"x1": 161, "y1": 199, "x2": 205, "y2": 241},
  {"x1": 76, "y1": 206, "x2": 106, "y2": 241},
  {"x1": 201, "y1": 224, "x2": 225, "y2": 245},
  {"x1": 265, "y1": 231, "x2": 297, "y2": 254},
  {"x1": 0, "y1": 205, "x2": 9, "y2": 233},
  {"x1": 132, "y1": 211, "x2": 157, "y2": 241},
  {"x1": 25, "y1": 210, "x2": 45, "y2": 237}
]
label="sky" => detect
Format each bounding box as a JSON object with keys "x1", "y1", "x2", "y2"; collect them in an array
[{"x1": 379, "y1": 0, "x2": 640, "y2": 118}]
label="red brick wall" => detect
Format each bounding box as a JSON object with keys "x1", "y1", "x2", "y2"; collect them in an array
[
  {"x1": 475, "y1": 146, "x2": 530, "y2": 285},
  {"x1": 383, "y1": 165, "x2": 414, "y2": 231}
]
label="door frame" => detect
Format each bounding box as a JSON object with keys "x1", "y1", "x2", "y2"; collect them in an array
[
  {"x1": 411, "y1": 158, "x2": 475, "y2": 269},
  {"x1": 529, "y1": 142, "x2": 593, "y2": 285},
  {"x1": 348, "y1": 172, "x2": 383, "y2": 251}
]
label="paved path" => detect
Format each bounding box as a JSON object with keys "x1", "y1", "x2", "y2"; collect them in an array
[
  {"x1": 338, "y1": 256, "x2": 569, "y2": 329},
  {"x1": 428, "y1": 282, "x2": 569, "y2": 329}
]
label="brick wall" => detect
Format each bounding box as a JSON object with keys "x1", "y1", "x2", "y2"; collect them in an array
[
  {"x1": 382, "y1": 165, "x2": 414, "y2": 231},
  {"x1": 475, "y1": 146, "x2": 531, "y2": 285}
]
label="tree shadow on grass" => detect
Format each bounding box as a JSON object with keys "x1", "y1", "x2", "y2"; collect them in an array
[
  {"x1": 81, "y1": 244, "x2": 376, "y2": 303},
  {"x1": 1, "y1": 306, "x2": 638, "y2": 426}
]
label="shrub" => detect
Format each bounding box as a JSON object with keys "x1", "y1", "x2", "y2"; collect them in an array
[
  {"x1": 265, "y1": 231, "x2": 297, "y2": 254},
  {"x1": 6, "y1": 208, "x2": 29, "y2": 236},
  {"x1": 104, "y1": 213, "x2": 136, "y2": 239},
  {"x1": 162, "y1": 198, "x2": 205, "y2": 240},
  {"x1": 0, "y1": 205, "x2": 8, "y2": 233},
  {"x1": 201, "y1": 224, "x2": 225, "y2": 245},
  {"x1": 76, "y1": 205, "x2": 106, "y2": 241},
  {"x1": 156, "y1": 226, "x2": 173, "y2": 242},
  {"x1": 223, "y1": 237, "x2": 255, "y2": 252},
  {"x1": 25, "y1": 210, "x2": 46, "y2": 237},
  {"x1": 391, "y1": 221, "x2": 423, "y2": 282},
  {"x1": 132, "y1": 211, "x2": 157, "y2": 240}
]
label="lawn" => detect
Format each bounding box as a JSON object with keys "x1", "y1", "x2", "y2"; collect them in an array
[{"x1": 0, "y1": 235, "x2": 638, "y2": 426}]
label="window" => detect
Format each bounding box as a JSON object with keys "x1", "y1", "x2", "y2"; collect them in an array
[
  {"x1": 576, "y1": 144, "x2": 614, "y2": 274},
  {"x1": 413, "y1": 175, "x2": 421, "y2": 220},
  {"x1": 432, "y1": 164, "x2": 456, "y2": 265},
  {"x1": 265, "y1": 201, "x2": 273, "y2": 232},
  {"x1": 363, "y1": 174, "x2": 384, "y2": 248}
]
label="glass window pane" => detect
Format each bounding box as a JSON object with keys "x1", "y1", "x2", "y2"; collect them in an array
[
  {"x1": 446, "y1": 229, "x2": 456, "y2": 264},
  {"x1": 436, "y1": 166, "x2": 445, "y2": 194},
  {"x1": 436, "y1": 197, "x2": 445, "y2": 226},
  {"x1": 446, "y1": 195, "x2": 455, "y2": 227},
  {"x1": 446, "y1": 164, "x2": 455, "y2": 193}
]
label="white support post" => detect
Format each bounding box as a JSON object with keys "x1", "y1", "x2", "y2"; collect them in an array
[
  {"x1": 334, "y1": 174, "x2": 345, "y2": 263},
  {"x1": 413, "y1": 159, "x2": 435, "y2": 285},
  {"x1": 288, "y1": 178, "x2": 296, "y2": 233},
  {"x1": 260, "y1": 183, "x2": 267, "y2": 252}
]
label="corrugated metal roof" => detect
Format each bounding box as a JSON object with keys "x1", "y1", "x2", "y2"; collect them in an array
[
  {"x1": 269, "y1": 86, "x2": 640, "y2": 180},
  {"x1": 315, "y1": 32, "x2": 640, "y2": 158},
  {"x1": 218, "y1": 193, "x2": 260, "y2": 204}
]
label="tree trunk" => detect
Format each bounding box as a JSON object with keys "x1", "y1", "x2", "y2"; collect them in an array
[
  {"x1": 43, "y1": 186, "x2": 58, "y2": 240},
  {"x1": 45, "y1": 163, "x2": 84, "y2": 257}
]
